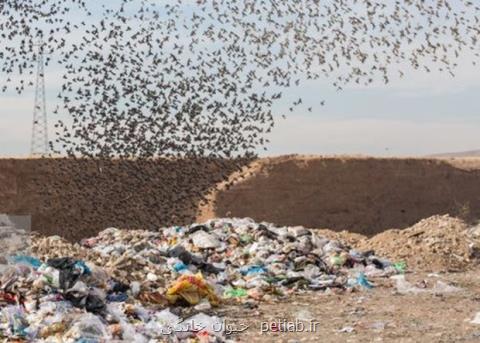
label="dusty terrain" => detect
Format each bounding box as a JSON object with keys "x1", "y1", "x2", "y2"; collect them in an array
[
  {"x1": 221, "y1": 269, "x2": 480, "y2": 343},
  {"x1": 1, "y1": 156, "x2": 480, "y2": 241},
  {"x1": 0, "y1": 158, "x2": 249, "y2": 241},
  {"x1": 209, "y1": 155, "x2": 480, "y2": 236}
]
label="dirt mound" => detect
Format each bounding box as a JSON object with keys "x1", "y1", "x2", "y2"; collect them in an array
[
  {"x1": 212, "y1": 155, "x2": 480, "y2": 236},
  {"x1": 355, "y1": 215, "x2": 479, "y2": 271},
  {"x1": 1, "y1": 156, "x2": 480, "y2": 242},
  {"x1": 0, "y1": 158, "x2": 249, "y2": 241},
  {"x1": 316, "y1": 215, "x2": 480, "y2": 272}
]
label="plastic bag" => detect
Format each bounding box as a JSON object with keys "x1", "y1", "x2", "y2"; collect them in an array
[
  {"x1": 392, "y1": 275, "x2": 462, "y2": 294},
  {"x1": 84, "y1": 263, "x2": 110, "y2": 288},
  {"x1": 470, "y1": 312, "x2": 480, "y2": 325},
  {"x1": 46, "y1": 257, "x2": 91, "y2": 290},
  {"x1": 130, "y1": 281, "x2": 141, "y2": 297},
  {"x1": 3, "y1": 305, "x2": 28, "y2": 338},
  {"x1": 224, "y1": 288, "x2": 248, "y2": 298},
  {"x1": 37, "y1": 264, "x2": 61, "y2": 289},
  {"x1": 66, "y1": 281, "x2": 106, "y2": 314},
  {"x1": 330, "y1": 255, "x2": 345, "y2": 267},
  {"x1": 166, "y1": 273, "x2": 219, "y2": 305},
  {"x1": 106, "y1": 303, "x2": 148, "y2": 342},
  {"x1": 239, "y1": 265, "x2": 267, "y2": 276},
  {"x1": 173, "y1": 262, "x2": 188, "y2": 272},
  {"x1": 191, "y1": 231, "x2": 221, "y2": 249},
  {"x1": 106, "y1": 293, "x2": 128, "y2": 302},
  {"x1": 8, "y1": 255, "x2": 42, "y2": 270},
  {"x1": 356, "y1": 272, "x2": 374, "y2": 289},
  {"x1": 393, "y1": 261, "x2": 407, "y2": 274},
  {"x1": 143, "y1": 308, "x2": 181, "y2": 338},
  {"x1": 64, "y1": 313, "x2": 110, "y2": 341}
]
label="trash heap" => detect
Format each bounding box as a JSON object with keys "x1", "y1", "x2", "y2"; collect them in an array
[
  {"x1": 356, "y1": 215, "x2": 479, "y2": 271},
  {"x1": 0, "y1": 218, "x2": 401, "y2": 342},
  {"x1": 0, "y1": 217, "x2": 31, "y2": 269}
]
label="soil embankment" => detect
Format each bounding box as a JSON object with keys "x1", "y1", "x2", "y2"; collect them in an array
[
  {"x1": 209, "y1": 156, "x2": 480, "y2": 236},
  {"x1": 0, "y1": 158, "x2": 247, "y2": 241},
  {"x1": 1, "y1": 156, "x2": 480, "y2": 241}
]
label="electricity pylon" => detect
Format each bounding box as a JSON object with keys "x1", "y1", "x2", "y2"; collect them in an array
[{"x1": 30, "y1": 40, "x2": 48, "y2": 156}]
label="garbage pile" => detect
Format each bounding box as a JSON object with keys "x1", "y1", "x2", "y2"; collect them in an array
[
  {"x1": 356, "y1": 215, "x2": 480, "y2": 271},
  {"x1": 0, "y1": 215, "x2": 31, "y2": 270},
  {"x1": 0, "y1": 218, "x2": 401, "y2": 341}
]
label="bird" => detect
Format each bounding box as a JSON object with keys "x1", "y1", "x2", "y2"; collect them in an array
[{"x1": 1, "y1": 0, "x2": 480, "y2": 233}]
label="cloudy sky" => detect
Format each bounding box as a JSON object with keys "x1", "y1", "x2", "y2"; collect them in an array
[{"x1": 1, "y1": 10, "x2": 479, "y2": 158}]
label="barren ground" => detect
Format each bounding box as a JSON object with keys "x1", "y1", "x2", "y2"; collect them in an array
[{"x1": 219, "y1": 269, "x2": 480, "y2": 342}]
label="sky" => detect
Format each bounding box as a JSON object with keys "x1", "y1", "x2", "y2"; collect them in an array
[
  {"x1": 1, "y1": 4, "x2": 479, "y2": 158},
  {"x1": 264, "y1": 60, "x2": 480, "y2": 157},
  {"x1": 2, "y1": 60, "x2": 477, "y2": 158}
]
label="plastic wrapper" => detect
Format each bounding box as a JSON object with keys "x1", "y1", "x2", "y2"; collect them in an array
[
  {"x1": 166, "y1": 273, "x2": 220, "y2": 306},
  {"x1": 3, "y1": 305, "x2": 28, "y2": 338},
  {"x1": 224, "y1": 288, "x2": 248, "y2": 298},
  {"x1": 64, "y1": 313, "x2": 110, "y2": 342},
  {"x1": 392, "y1": 275, "x2": 462, "y2": 294}
]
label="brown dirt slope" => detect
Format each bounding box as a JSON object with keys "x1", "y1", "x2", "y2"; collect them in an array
[
  {"x1": 1, "y1": 155, "x2": 480, "y2": 242},
  {"x1": 211, "y1": 155, "x2": 480, "y2": 236},
  {"x1": 0, "y1": 158, "x2": 248, "y2": 241}
]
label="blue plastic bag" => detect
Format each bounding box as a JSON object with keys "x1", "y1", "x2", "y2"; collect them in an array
[
  {"x1": 357, "y1": 272, "x2": 374, "y2": 289},
  {"x1": 173, "y1": 262, "x2": 188, "y2": 272},
  {"x1": 239, "y1": 265, "x2": 267, "y2": 276},
  {"x1": 9, "y1": 255, "x2": 42, "y2": 270}
]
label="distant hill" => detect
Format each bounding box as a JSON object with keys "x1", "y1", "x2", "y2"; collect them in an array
[{"x1": 429, "y1": 150, "x2": 480, "y2": 158}]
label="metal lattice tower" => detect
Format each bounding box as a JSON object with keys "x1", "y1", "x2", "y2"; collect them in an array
[{"x1": 30, "y1": 40, "x2": 48, "y2": 156}]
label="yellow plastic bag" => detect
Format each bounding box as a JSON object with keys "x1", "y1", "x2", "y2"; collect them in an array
[{"x1": 166, "y1": 273, "x2": 219, "y2": 306}]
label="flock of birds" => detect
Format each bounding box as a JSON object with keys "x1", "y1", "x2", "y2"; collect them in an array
[
  {"x1": 1, "y1": 0, "x2": 480, "y2": 227},
  {"x1": 1, "y1": 0, "x2": 480, "y2": 159}
]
